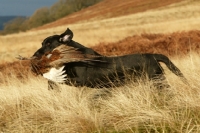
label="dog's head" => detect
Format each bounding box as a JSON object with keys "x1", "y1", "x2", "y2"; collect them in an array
[{"x1": 33, "y1": 28, "x2": 73, "y2": 59}]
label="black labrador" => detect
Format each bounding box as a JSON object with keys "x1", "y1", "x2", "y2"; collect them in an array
[{"x1": 32, "y1": 28, "x2": 188, "y2": 89}]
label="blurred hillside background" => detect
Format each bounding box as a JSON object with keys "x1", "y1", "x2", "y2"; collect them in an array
[
  {"x1": 0, "y1": 0, "x2": 101, "y2": 34},
  {"x1": 0, "y1": 0, "x2": 200, "y2": 63}
]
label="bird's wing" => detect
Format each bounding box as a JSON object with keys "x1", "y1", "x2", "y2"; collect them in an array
[
  {"x1": 49, "y1": 45, "x2": 99, "y2": 66},
  {"x1": 43, "y1": 66, "x2": 67, "y2": 83}
]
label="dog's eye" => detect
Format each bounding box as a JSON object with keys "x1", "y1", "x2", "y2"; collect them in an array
[{"x1": 45, "y1": 43, "x2": 50, "y2": 46}]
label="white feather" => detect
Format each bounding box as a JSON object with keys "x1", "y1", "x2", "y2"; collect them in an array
[{"x1": 43, "y1": 66, "x2": 67, "y2": 83}]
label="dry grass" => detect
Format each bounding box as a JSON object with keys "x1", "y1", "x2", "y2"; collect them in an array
[
  {"x1": 0, "y1": 0, "x2": 200, "y2": 132},
  {"x1": 0, "y1": 53, "x2": 199, "y2": 132}
]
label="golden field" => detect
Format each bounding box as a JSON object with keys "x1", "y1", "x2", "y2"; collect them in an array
[
  {"x1": 0, "y1": 54, "x2": 200, "y2": 132},
  {"x1": 0, "y1": 0, "x2": 200, "y2": 132}
]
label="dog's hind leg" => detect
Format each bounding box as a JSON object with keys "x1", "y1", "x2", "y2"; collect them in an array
[{"x1": 152, "y1": 75, "x2": 170, "y2": 89}]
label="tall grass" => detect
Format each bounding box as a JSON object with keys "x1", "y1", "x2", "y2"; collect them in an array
[
  {"x1": 0, "y1": 0, "x2": 200, "y2": 132},
  {"x1": 0, "y1": 53, "x2": 199, "y2": 132}
]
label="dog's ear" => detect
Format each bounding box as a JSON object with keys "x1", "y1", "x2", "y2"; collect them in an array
[{"x1": 59, "y1": 28, "x2": 73, "y2": 42}]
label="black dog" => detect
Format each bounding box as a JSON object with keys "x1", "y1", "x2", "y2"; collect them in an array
[
  {"x1": 33, "y1": 28, "x2": 100, "y2": 58},
  {"x1": 32, "y1": 28, "x2": 188, "y2": 89}
]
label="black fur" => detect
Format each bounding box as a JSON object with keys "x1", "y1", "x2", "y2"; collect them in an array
[
  {"x1": 33, "y1": 28, "x2": 188, "y2": 88},
  {"x1": 33, "y1": 28, "x2": 100, "y2": 58}
]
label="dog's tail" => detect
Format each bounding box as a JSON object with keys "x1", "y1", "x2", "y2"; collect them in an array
[{"x1": 153, "y1": 54, "x2": 189, "y2": 85}]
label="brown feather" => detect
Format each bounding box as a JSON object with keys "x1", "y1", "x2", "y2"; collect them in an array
[
  {"x1": 30, "y1": 45, "x2": 101, "y2": 75},
  {"x1": 50, "y1": 45, "x2": 96, "y2": 67}
]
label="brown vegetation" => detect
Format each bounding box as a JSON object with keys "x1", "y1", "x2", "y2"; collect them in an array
[
  {"x1": 0, "y1": 61, "x2": 31, "y2": 84},
  {"x1": 36, "y1": 0, "x2": 183, "y2": 30},
  {"x1": 92, "y1": 30, "x2": 200, "y2": 56}
]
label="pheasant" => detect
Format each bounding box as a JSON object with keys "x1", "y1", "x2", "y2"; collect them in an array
[{"x1": 17, "y1": 45, "x2": 99, "y2": 83}]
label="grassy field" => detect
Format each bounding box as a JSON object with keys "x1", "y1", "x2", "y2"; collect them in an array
[
  {"x1": 0, "y1": 0, "x2": 200, "y2": 132},
  {"x1": 0, "y1": 53, "x2": 199, "y2": 132}
]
